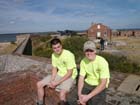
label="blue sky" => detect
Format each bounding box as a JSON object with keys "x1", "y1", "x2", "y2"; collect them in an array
[{"x1": 0, "y1": 0, "x2": 140, "y2": 34}]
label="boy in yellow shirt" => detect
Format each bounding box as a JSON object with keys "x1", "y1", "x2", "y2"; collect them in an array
[
  {"x1": 78, "y1": 41, "x2": 110, "y2": 105},
  {"x1": 37, "y1": 38, "x2": 77, "y2": 105}
]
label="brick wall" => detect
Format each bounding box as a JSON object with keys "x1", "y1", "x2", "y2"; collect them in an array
[
  {"x1": 0, "y1": 70, "x2": 60, "y2": 105},
  {"x1": 0, "y1": 71, "x2": 34, "y2": 105},
  {"x1": 112, "y1": 30, "x2": 140, "y2": 37},
  {"x1": 87, "y1": 23, "x2": 112, "y2": 40}
]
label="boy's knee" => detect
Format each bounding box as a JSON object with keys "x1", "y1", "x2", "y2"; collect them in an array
[
  {"x1": 60, "y1": 90, "x2": 67, "y2": 100},
  {"x1": 37, "y1": 81, "x2": 44, "y2": 89},
  {"x1": 60, "y1": 90, "x2": 67, "y2": 95}
]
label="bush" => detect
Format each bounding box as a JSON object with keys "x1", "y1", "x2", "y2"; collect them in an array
[
  {"x1": 39, "y1": 35, "x2": 52, "y2": 42},
  {"x1": 33, "y1": 46, "x2": 53, "y2": 58},
  {"x1": 33, "y1": 36, "x2": 140, "y2": 73},
  {"x1": 98, "y1": 52, "x2": 140, "y2": 73},
  {"x1": 62, "y1": 36, "x2": 88, "y2": 63},
  {"x1": 33, "y1": 36, "x2": 88, "y2": 63}
]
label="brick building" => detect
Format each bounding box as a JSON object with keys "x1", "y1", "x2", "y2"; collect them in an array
[
  {"x1": 87, "y1": 23, "x2": 112, "y2": 40},
  {"x1": 112, "y1": 29, "x2": 140, "y2": 37}
]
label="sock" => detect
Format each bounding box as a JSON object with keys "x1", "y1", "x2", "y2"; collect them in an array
[{"x1": 37, "y1": 100, "x2": 43, "y2": 105}]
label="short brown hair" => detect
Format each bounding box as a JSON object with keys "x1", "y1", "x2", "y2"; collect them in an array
[{"x1": 50, "y1": 38, "x2": 61, "y2": 47}]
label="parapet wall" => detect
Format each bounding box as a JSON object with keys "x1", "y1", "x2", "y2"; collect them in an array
[
  {"x1": 0, "y1": 70, "x2": 60, "y2": 105},
  {"x1": 0, "y1": 71, "x2": 33, "y2": 105}
]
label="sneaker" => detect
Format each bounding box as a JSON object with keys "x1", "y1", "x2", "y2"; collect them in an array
[{"x1": 36, "y1": 102, "x2": 44, "y2": 105}]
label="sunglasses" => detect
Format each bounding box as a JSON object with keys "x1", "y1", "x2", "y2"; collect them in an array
[{"x1": 85, "y1": 49, "x2": 94, "y2": 52}]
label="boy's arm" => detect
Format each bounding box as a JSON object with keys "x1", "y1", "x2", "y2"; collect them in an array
[
  {"x1": 78, "y1": 76, "x2": 85, "y2": 96},
  {"x1": 51, "y1": 67, "x2": 57, "y2": 81}
]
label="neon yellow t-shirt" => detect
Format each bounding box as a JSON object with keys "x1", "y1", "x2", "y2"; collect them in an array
[
  {"x1": 52, "y1": 49, "x2": 77, "y2": 79},
  {"x1": 80, "y1": 55, "x2": 110, "y2": 87}
]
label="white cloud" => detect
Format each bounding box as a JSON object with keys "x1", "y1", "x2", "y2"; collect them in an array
[{"x1": 10, "y1": 21, "x2": 15, "y2": 24}]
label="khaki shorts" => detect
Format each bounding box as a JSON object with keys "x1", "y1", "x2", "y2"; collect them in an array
[{"x1": 41, "y1": 74, "x2": 75, "y2": 92}]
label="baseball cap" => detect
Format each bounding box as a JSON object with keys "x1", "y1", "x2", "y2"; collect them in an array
[{"x1": 83, "y1": 41, "x2": 96, "y2": 52}]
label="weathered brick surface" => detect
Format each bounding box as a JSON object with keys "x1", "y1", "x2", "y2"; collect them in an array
[
  {"x1": 28, "y1": 70, "x2": 60, "y2": 105},
  {"x1": 0, "y1": 70, "x2": 60, "y2": 105},
  {"x1": 0, "y1": 71, "x2": 33, "y2": 105},
  {"x1": 44, "y1": 87, "x2": 60, "y2": 105}
]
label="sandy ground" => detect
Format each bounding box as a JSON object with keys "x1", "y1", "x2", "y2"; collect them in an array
[{"x1": 0, "y1": 42, "x2": 10, "y2": 50}]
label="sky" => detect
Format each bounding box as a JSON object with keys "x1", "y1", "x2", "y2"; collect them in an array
[{"x1": 0, "y1": 0, "x2": 140, "y2": 34}]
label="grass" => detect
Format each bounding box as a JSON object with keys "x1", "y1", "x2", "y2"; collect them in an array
[{"x1": 111, "y1": 36, "x2": 140, "y2": 65}]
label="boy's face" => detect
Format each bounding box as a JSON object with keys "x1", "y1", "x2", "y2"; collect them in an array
[
  {"x1": 85, "y1": 49, "x2": 96, "y2": 60},
  {"x1": 52, "y1": 43, "x2": 63, "y2": 55}
]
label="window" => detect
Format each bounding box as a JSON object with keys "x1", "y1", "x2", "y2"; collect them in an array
[
  {"x1": 104, "y1": 32, "x2": 107, "y2": 37},
  {"x1": 97, "y1": 24, "x2": 100, "y2": 29},
  {"x1": 97, "y1": 32, "x2": 101, "y2": 37}
]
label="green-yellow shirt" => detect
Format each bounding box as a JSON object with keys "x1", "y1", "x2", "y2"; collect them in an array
[
  {"x1": 52, "y1": 49, "x2": 77, "y2": 79},
  {"x1": 80, "y1": 55, "x2": 110, "y2": 87}
]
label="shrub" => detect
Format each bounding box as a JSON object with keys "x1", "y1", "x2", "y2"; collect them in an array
[
  {"x1": 62, "y1": 36, "x2": 88, "y2": 63},
  {"x1": 33, "y1": 36, "x2": 140, "y2": 73},
  {"x1": 33, "y1": 46, "x2": 53, "y2": 58},
  {"x1": 98, "y1": 52, "x2": 140, "y2": 73},
  {"x1": 33, "y1": 36, "x2": 88, "y2": 63},
  {"x1": 39, "y1": 35, "x2": 52, "y2": 42}
]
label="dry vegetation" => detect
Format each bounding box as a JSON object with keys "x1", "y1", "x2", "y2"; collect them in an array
[
  {"x1": 112, "y1": 36, "x2": 140, "y2": 65},
  {"x1": 0, "y1": 42, "x2": 17, "y2": 55}
]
